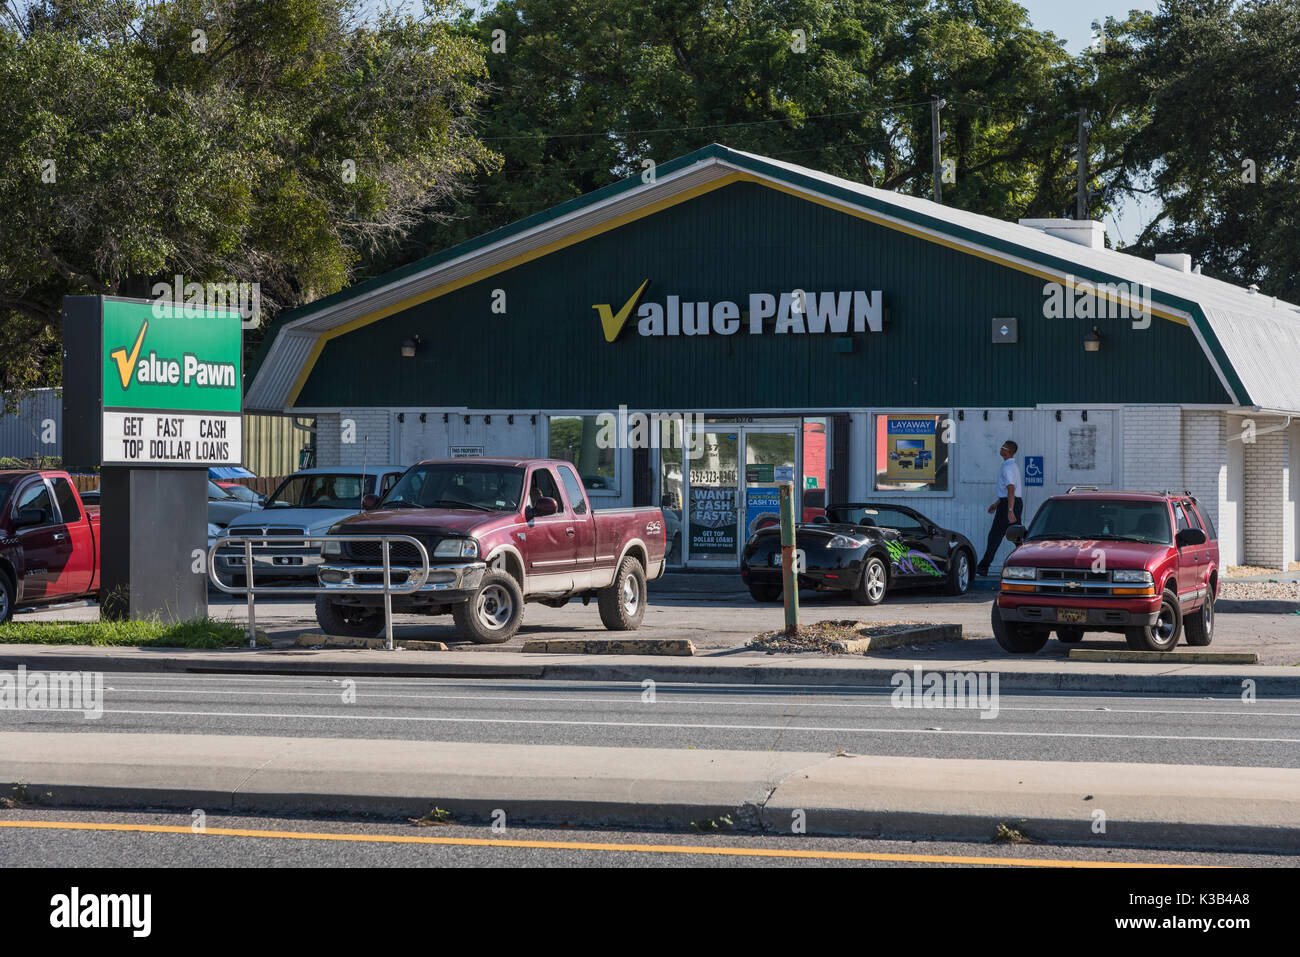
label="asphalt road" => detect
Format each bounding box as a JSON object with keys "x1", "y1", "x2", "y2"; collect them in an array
[
  {"x1": 3, "y1": 673, "x2": 1297, "y2": 767},
  {"x1": 1, "y1": 807, "x2": 1293, "y2": 868}
]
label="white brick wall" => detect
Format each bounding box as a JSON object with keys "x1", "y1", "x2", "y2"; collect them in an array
[
  {"x1": 1182, "y1": 411, "x2": 1228, "y2": 556},
  {"x1": 312, "y1": 410, "x2": 393, "y2": 467},
  {"x1": 314, "y1": 413, "x2": 340, "y2": 467},
  {"x1": 1122, "y1": 406, "x2": 1183, "y2": 492},
  {"x1": 1243, "y1": 422, "x2": 1293, "y2": 568}
]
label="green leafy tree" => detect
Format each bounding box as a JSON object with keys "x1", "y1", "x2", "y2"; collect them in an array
[
  {"x1": 1095, "y1": 0, "x2": 1300, "y2": 299},
  {"x1": 395, "y1": 0, "x2": 1092, "y2": 261},
  {"x1": 0, "y1": 0, "x2": 499, "y2": 409}
]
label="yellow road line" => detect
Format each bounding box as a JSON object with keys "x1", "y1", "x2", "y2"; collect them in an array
[{"x1": 0, "y1": 820, "x2": 1198, "y2": 867}]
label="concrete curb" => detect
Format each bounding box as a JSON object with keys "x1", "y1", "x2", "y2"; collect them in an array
[
  {"x1": 520, "y1": 638, "x2": 696, "y2": 656},
  {"x1": 7, "y1": 734, "x2": 1299, "y2": 853},
  {"x1": 829, "y1": 624, "x2": 961, "y2": 654},
  {"x1": 1, "y1": 645, "x2": 1298, "y2": 695}
]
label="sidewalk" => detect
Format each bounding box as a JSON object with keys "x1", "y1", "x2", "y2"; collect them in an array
[
  {"x1": 2, "y1": 642, "x2": 1298, "y2": 695},
  {"x1": 5, "y1": 731, "x2": 1298, "y2": 851}
]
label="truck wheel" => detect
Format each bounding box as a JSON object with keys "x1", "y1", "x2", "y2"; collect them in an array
[
  {"x1": 748, "y1": 582, "x2": 782, "y2": 603},
  {"x1": 314, "y1": 596, "x2": 384, "y2": 638},
  {"x1": 0, "y1": 570, "x2": 14, "y2": 624},
  {"x1": 1125, "y1": 589, "x2": 1182, "y2": 652},
  {"x1": 991, "y1": 603, "x2": 1049, "y2": 654},
  {"x1": 453, "y1": 571, "x2": 523, "y2": 643},
  {"x1": 945, "y1": 549, "x2": 972, "y2": 596},
  {"x1": 853, "y1": 556, "x2": 888, "y2": 605},
  {"x1": 598, "y1": 557, "x2": 647, "y2": 631},
  {"x1": 1056, "y1": 626, "x2": 1084, "y2": 643},
  {"x1": 1184, "y1": 591, "x2": 1214, "y2": 646}
]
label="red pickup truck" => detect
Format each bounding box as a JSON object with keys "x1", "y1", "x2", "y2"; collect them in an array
[
  {"x1": 0, "y1": 470, "x2": 100, "y2": 622},
  {"x1": 994, "y1": 488, "x2": 1218, "y2": 654},
  {"x1": 315, "y1": 457, "x2": 668, "y2": 642}
]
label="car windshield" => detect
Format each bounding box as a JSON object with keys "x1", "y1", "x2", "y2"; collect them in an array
[
  {"x1": 1026, "y1": 499, "x2": 1173, "y2": 544},
  {"x1": 265, "y1": 473, "x2": 376, "y2": 509},
  {"x1": 207, "y1": 481, "x2": 237, "y2": 500},
  {"x1": 381, "y1": 464, "x2": 525, "y2": 512},
  {"x1": 220, "y1": 484, "x2": 263, "y2": 503}
]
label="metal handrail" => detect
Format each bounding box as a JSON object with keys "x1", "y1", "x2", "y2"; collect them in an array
[{"x1": 206, "y1": 534, "x2": 431, "y2": 650}]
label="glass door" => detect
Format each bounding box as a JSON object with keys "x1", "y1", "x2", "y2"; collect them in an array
[
  {"x1": 685, "y1": 430, "x2": 740, "y2": 566},
  {"x1": 740, "y1": 429, "x2": 799, "y2": 555}
]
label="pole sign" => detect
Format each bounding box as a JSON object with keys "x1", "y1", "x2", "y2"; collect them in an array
[{"x1": 63, "y1": 296, "x2": 243, "y2": 469}]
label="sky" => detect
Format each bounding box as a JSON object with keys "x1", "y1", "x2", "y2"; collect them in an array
[{"x1": 1014, "y1": 2, "x2": 1161, "y2": 246}]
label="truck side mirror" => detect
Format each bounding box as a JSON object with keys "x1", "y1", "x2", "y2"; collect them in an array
[
  {"x1": 532, "y1": 497, "x2": 559, "y2": 518},
  {"x1": 1005, "y1": 524, "x2": 1027, "y2": 545},
  {"x1": 360, "y1": 494, "x2": 380, "y2": 510},
  {"x1": 15, "y1": 507, "x2": 49, "y2": 529},
  {"x1": 1175, "y1": 527, "x2": 1207, "y2": 547}
]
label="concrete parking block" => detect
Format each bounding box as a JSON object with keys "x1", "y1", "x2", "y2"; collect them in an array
[
  {"x1": 520, "y1": 638, "x2": 696, "y2": 656},
  {"x1": 1068, "y1": 649, "x2": 1259, "y2": 665},
  {"x1": 295, "y1": 634, "x2": 449, "y2": 652},
  {"x1": 830, "y1": 624, "x2": 962, "y2": 654}
]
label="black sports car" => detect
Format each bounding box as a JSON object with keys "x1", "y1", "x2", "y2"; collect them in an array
[{"x1": 740, "y1": 502, "x2": 976, "y2": 604}]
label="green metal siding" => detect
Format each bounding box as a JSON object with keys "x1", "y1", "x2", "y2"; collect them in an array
[{"x1": 295, "y1": 181, "x2": 1231, "y2": 410}]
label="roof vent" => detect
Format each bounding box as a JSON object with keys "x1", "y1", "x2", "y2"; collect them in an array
[
  {"x1": 1248, "y1": 284, "x2": 1260, "y2": 295},
  {"x1": 1017, "y1": 218, "x2": 1106, "y2": 250},
  {"x1": 1154, "y1": 253, "x2": 1192, "y2": 273}
]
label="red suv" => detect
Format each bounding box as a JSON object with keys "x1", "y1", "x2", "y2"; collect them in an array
[{"x1": 993, "y1": 488, "x2": 1218, "y2": 654}]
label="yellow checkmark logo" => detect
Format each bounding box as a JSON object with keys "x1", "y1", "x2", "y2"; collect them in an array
[
  {"x1": 108, "y1": 319, "x2": 148, "y2": 390},
  {"x1": 593, "y1": 279, "x2": 650, "y2": 343}
]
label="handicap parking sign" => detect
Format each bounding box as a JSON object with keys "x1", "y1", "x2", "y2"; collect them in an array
[{"x1": 1023, "y1": 455, "x2": 1044, "y2": 487}]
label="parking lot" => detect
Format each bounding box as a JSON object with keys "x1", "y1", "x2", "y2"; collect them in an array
[{"x1": 17, "y1": 573, "x2": 1300, "y2": 665}]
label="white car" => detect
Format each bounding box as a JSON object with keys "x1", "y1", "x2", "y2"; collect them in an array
[{"x1": 214, "y1": 466, "x2": 407, "y2": 587}]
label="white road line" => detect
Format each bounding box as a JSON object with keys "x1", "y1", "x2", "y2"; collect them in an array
[
  {"x1": 34, "y1": 707, "x2": 1300, "y2": 744},
  {"x1": 98, "y1": 686, "x2": 1300, "y2": 719}
]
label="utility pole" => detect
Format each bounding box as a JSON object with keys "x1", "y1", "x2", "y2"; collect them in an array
[
  {"x1": 931, "y1": 95, "x2": 944, "y2": 204},
  {"x1": 1076, "y1": 108, "x2": 1090, "y2": 219}
]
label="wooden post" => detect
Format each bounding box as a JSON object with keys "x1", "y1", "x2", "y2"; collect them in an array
[{"x1": 779, "y1": 481, "x2": 800, "y2": 636}]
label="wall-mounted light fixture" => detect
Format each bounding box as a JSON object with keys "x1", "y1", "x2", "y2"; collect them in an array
[
  {"x1": 401, "y1": 335, "x2": 423, "y2": 357},
  {"x1": 508, "y1": 415, "x2": 514, "y2": 425},
  {"x1": 419, "y1": 413, "x2": 427, "y2": 424},
  {"x1": 1083, "y1": 327, "x2": 1102, "y2": 352},
  {"x1": 485, "y1": 415, "x2": 491, "y2": 425},
  {"x1": 1082, "y1": 410, "x2": 1089, "y2": 422},
  {"x1": 397, "y1": 412, "x2": 404, "y2": 423},
  {"x1": 1055, "y1": 410, "x2": 1062, "y2": 422},
  {"x1": 1008, "y1": 410, "x2": 1014, "y2": 421},
  {"x1": 957, "y1": 410, "x2": 964, "y2": 421},
  {"x1": 442, "y1": 413, "x2": 449, "y2": 424}
]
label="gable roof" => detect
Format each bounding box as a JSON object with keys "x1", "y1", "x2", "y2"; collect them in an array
[{"x1": 245, "y1": 143, "x2": 1300, "y2": 414}]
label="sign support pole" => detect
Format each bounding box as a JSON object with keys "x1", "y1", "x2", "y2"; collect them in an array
[{"x1": 779, "y1": 481, "x2": 799, "y2": 636}]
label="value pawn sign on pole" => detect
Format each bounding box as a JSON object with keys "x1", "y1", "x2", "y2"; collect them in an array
[{"x1": 779, "y1": 481, "x2": 800, "y2": 636}]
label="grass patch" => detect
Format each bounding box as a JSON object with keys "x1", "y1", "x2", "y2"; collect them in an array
[{"x1": 0, "y1": 617, "x2": 251, "y2": 648}]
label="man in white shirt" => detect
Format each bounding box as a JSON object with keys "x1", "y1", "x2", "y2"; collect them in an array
[{"x1": 977, "y1": 439, "x2": 1023, "y2": 577}]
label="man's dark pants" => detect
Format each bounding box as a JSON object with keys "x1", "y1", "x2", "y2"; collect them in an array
[{"x1": 978, "y1": 496, "x2": 1024, "y2": 575}]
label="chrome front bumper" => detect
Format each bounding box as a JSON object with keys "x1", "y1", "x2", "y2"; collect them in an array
[{"x1": 317, "y1": 560, "x2": 486, "y2": 593}]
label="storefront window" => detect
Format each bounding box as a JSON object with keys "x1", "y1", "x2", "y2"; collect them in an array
[
  {"x1": 802, "y1": 417, "x2": 828, "y2": 516},
  {"x1": 873, "y1": 413, "x2": 950, "y2": 492},
  {"x1": 548, "y1": 415, "x2": 617, "y2": 493}
]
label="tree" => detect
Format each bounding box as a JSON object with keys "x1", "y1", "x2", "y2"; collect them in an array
[
  {"x1": 1096, "y1": 0, "x2": 1300, "y2": 300},
  {"x1": 390, "y1": 0, "x2": 1091, "y2": 263},
  {"x1": 0, "y1": 0, "x2": 500, "y2": 409}
]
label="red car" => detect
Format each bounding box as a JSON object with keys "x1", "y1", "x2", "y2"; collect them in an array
[
  {"x1": 994, "y1": 488, "x2": 1218, "y2": 654},
  {"x1": 315, "y1": 458, "x2": 667, "y2": 643},
  {"x1": 0, "y1": 470, "x2": 101, "y2": 622}
]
